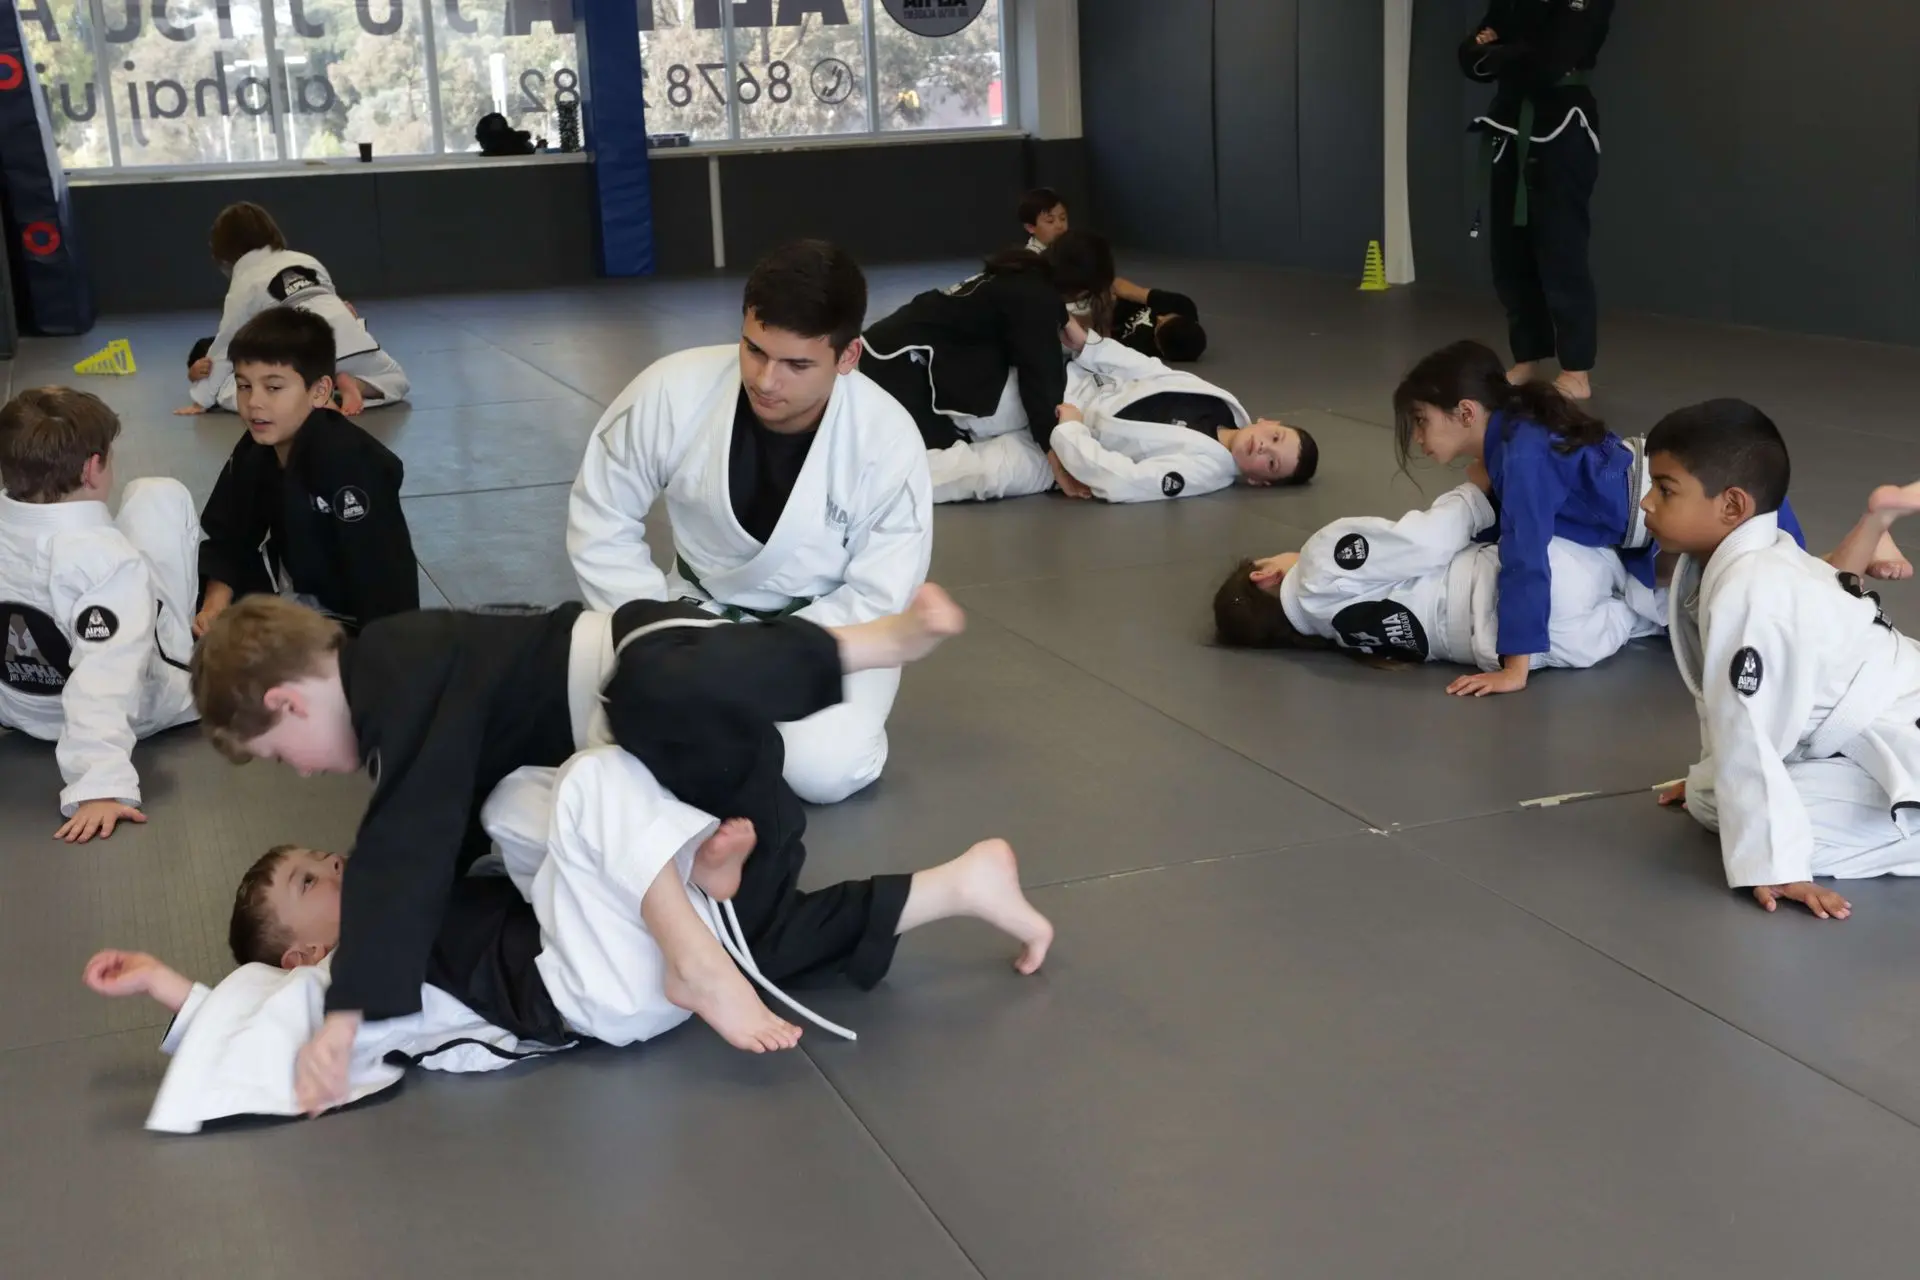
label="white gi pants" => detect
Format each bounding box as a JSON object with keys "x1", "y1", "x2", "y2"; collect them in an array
[
  {"x1": 117, "y1": 477, "x2": 199, "y2": 722},
  {"x1": 481, "y1": 748, "x2": 720, "y2": 1047},
  {"x1": 209, "y1": 348, "x2": 411, "y2": 412},
  {"x1": 778, "y1": 666, "x2": 900, "y2": 805},
  {"x1": 1687, "y1": 756, "x2": 1920, "y2": 881},
  {"x1": 928, "y1": 372, "x2": 1054, "y2": 504}
]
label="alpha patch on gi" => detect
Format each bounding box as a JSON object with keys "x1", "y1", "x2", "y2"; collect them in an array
[
  {"x1": 76, "y1": 606, "x2": 119, "y2": 642},
  {"x1": 1331, "y1": 598, "x2": 1428, "y2": 661},
  {"x1": 1731, "y1": 646, "x2": 1763, "y2": 696},
  {"x1": 1333, "y1": 534, "x2": 1369, "y2": 569},
  {"x1": 1161, "y1": 472, "x2": 1185, "y2": 497},
  {"x1": 270, "y1": 266, "x2": 323, "y2": 301},
  {"x1": 3, "y1": 604, "x2": 73, "y2": 693},
  {"x1": 333, "y1": 486, "x2": 370, "y2": 523}
]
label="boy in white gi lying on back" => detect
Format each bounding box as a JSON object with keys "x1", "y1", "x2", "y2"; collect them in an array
[
  {"x1": 1212, "y1": 465, "x2": 1665, "y2": 685},
  {"x1": 83, "y1": 745, "x2": 1053, "y2": 1132},
  {"x1": 1644, "y1": 399, "x2": 1920, "y2": 920},
  {"x1": 929, "y1": 330, "x2": 1316, "y2": 505}
]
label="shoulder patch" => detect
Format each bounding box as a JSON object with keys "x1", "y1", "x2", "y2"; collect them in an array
[
  {"x1": 76, "y1": 605, "x2": 120, "y2": 643},
  {"x1": 269, "y1": 266, "x2": 323, "y2": 301},
  {"x1": 1730, "y1": 646, "x2": 1763, "y2": 697},
  {"x1": 3, "y1": 604, "x2": 72, "y2": 693},
  {"x1": 1333, "y1": 534, "x2": 1369, "y2": 569},
  {"x1": 333, "y1": 486, "x2": 369, "y2": 523},
  {"x1": 1331, "y1": 599, "x2": 1429, "y2": 661},
  {"x1": 1161, "y1": 472, "x2": 1185, "y2": 498}
]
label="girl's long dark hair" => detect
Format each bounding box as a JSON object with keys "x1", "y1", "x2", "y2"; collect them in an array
[
  {"x1": 984, "y1": 229, "x2": 1116, "y2": 335},
  {"x1": 1391, "y1": 340, "x2": 1606, "y2": 470}
]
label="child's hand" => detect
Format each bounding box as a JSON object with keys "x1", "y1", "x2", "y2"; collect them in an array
[
  {"x1": 192, "y1": 598, "x2": 230, "y2": 639},
  {"x1": 1047, "y1": 450, "x2": 1093, "y2": 500},
  {"x1": 55, "y1": 799, "x2": 146, "y2": 844},
  {"x1": 1062, "y1": 317, "x2": 1088, "y2": 354},
  {"x1": 1657, "y1": 780, "x2": 1687, "y2": 807},
  {"x1": 1754, "y1": 882, "x2": 1852, "y2": 920},
  {"x1": 84, "y1": 950, "x2": 169, "y2": 998},
  {"x1": 1056, "y1": 403, "x2": 1084, "y2": 424},
  {"x1": 1249, "y1": 553, "x2": 1299, "y2": 588},
  {"x1": 173, "y1": 404, "x2": 207, "y2": 417},
  {"x1": 1475, "y1": 27, "x2": 1499, "y2": 45},
  {"x1": 335, "y1": 373, "x2": 366, "y2": 417},
  {"x1": 295, "y1": 1011, "x2": 362, "y2": 1116},
  {"x1": 188, "y1": 357, "x2": 214, "y2": 382},
  {"x1": 1447, "y1": 659, "x2": 1530, "y2": 697}
]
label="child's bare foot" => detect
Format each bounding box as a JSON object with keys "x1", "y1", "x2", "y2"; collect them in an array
[
  {"x1": 1863, "y1": 485, "x2": 1920, "y2": 578},
  {"x1": 952, "y1": 838, "x2": 1054, "y2": 975},
  {"x1": 664, "y1": 949, "x2": 801, "y2": 1053},
  {"x1": 1506, "y1": 361, "x2": 1538, "y2": 386},
  {"x1": 1868, "y1": 532, "x2": 1912, "y2": 580},
  {"x1": 1552, "y1": 369, "x2": 1592, "y2": 400},
  {"x1": 692, "y1": 818, "x2": 755, "y2": 902}
]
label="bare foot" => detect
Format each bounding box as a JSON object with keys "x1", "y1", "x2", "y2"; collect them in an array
[
  {"x1": 691, "y1": 817, "x2": 756, "y2": 902},
  {"x1": 953, "y1": 838, "x2": 1055, "y2": 975},
  {"x1": 1868, "y1": 532, "x2": 1912, "y2": 581},
  {"x1": 664, "y1": 950, "x2": 802, "y2": 1053},
  {"x1": 1506, "y1": 361, "x2": 1539, "y2": 386},
  {"x1": 1552, "y1": 369, "x2": 1592, "y2": 400}
]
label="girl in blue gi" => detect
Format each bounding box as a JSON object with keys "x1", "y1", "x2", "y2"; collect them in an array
[{"x1": 1391, "y1": 339, "x2": 1812, "y2": 697}]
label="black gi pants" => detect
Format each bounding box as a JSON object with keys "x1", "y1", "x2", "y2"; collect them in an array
[
  {"x1": 599, "y1": 601, "x2": 911, "y2": 990},
  {"x1": 859, "y1": 348, "x2": 966, "y2": 450},
  {"x1": 1489, "y1": 129, "x2": 1599, "y2": 372}
]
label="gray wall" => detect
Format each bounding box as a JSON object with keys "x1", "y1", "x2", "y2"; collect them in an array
[
  {"x1": 71, "y1": 136, "x2": 1084, "y2": 313},
  {"x1": 1080, "y1": 1, "x2": 1383, "y2": 273},
  {"x1": 1410, "y1": 0, "x2": 1920, "y2": 345}
]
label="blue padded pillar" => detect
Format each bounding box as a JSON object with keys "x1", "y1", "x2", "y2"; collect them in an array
[{"x1": 578, "y1": 0, "x2": 654, "y2": 276}]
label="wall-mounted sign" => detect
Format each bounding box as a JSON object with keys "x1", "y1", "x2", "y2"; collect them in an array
[{"x1": 879, "y1": 0, "x2": 986, "y2": 39}]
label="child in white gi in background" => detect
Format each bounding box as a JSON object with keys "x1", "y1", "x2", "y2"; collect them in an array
[
  {"x1": 1213, "y1": 466, "x2": 1664, "y2": 680},
  {"x1": 929, "y1": 332, "x2": 1316, "y2": 505},
  {"x1": 82, "y1": 745, "x2": 1053, "y2": 1130},
  {"x1": 0, "y1": 388, "x2": 200, "y2": 842},
  {"x1": 568, "y1": 239, "x2": 931, "y2": 805},
  {"x1": 1645, "y1": 399, "x2": 1920, "y2": 920},
  {"x1": 177, "y1": 201, "x2": 409, "y2": 418}
]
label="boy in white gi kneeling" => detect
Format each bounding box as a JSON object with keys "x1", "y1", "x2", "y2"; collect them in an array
[
  {"x1": 0, "y1": 388, "x2": 201, "y2": 842},
  {"x1": 1645, "y1": 399, "x2": 1920, "y2": 920},
  {"x1": 85, "y1": 745, "x2": 1054, "y2": 1131}
]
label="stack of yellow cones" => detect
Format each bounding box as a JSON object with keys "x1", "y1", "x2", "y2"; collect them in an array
[
  {"x1": 74, "y1": 339, "x2": 137, "y2": 375},
  {"x1": 1358, "y1": 240, "x2": 1389, "y2": 292}
]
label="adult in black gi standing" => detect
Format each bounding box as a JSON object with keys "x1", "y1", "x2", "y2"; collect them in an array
[{"x1": 1460, "y1": 1, "x2": 1614, "y2": 401}]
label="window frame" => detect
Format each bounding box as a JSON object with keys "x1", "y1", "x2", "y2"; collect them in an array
[{"x1": 50, "y1": 0, "x2": 1016, "y2": 177}]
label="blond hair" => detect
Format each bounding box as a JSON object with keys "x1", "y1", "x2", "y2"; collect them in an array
[{"x1": 191, "y1": 595, "x2": 345, "y2": 761}]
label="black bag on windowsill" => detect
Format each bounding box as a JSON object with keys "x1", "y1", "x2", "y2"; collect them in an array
[{"x1": 475, "y1": 113, "x2": 537, "y2": 157}]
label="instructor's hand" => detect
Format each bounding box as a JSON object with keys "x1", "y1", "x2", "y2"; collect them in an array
[
  {"x1": 1753, "y1": 882, "x2": 1852, "y2": 920},
  {"x1": 295, "y1": 1011, "x2": 362, "y2": 1116}
]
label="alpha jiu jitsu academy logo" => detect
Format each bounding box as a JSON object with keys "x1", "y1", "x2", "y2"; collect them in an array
[
  {"x1": 333, "y1": 486, "x2": 370, "y2": 523},
  {"x1": 3, "y1": 607, "x2": 72, "y2": 694},
  {"x1": 1730, "y1": 647, "x2": 1764, "y2": 697},
  {"x1": 77, "y1": 607, "x2": 119, "y2": 642},
  {"x1": 1333, "y1": 534, "x2": 1369, "y2": 569}
]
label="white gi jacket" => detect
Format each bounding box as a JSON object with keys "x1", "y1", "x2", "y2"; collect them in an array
[
  {"x1": 144, "y1": 749, "x2": 727, "y2": 1134},
  {"x1": 191, "y1": 248, "x2": 409, "y2": 411},
  {"x1": 1051, "y1": 334, "x2": 1244, "y2": 502},
  {"x1": 0, "y1": 493, "x2": 197, "y2": 812},
  {"x1": 1280, "y1": 483, "x2": 1664, "y2": 670},
  {"x1": 567, "y1": 345, "x2": 932, "y2": 629},
  {"x1": 1670, "y1": 513, "x2": 1920, "y2": 888}
]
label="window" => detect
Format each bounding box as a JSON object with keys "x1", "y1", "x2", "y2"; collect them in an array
[{"x1": 26, "y1": 0, "x2": 1004, "y2": 172}]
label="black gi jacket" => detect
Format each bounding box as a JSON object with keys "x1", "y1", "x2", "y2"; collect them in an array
[
  {"x1": 327, "y1": 606, "x2": 582, "y2": 1021},
  {"x1": 1114, "y1": 289, "x2": 1199, "y2": 358},
  {"x1": 1458, "y1": 0, "x2": 1613, "y2": 129},
  {"x1": 864, "y1": 268, "x2": 1070, "y2": 451},
  {"x1": 198, "y1": 408, "x2": 419, "y2": 632}
]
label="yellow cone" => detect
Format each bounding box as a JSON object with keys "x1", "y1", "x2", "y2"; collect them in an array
[
  {"x1": 1358, "y1": 240, "x2": 1390, "y2": 292},
  {"x1": 73, "y1": 339, "x2": 137, "y2": 376}
]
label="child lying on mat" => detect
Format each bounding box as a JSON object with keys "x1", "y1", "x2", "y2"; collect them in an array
[{"x1": 85, "y1": 746, "x2": 1052, "y2": 1131}]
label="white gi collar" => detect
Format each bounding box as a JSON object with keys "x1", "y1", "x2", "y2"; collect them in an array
[{"x1": 0, "y1": 492, "x2": 112, "y2": 528}]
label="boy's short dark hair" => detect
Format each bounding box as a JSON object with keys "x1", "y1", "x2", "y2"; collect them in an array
[
  {"x1": 228, "y1": 306, "x2": 337, "y2": 389},
  {"x1": 1213, "y1": 560, "x2": 1333, "y2": 650},
  {"x1": 229, "y1": 844, "x2": 300, "y2": 966},
  {"x1": 0, "y1": 386, "x2": 121, "y2": 503},
  {"x1": 1018, "y1": 187, "x2": 1065, "y2": 228},
  {"x1": 1286, "y1": 427, "x2": 1319, "y2": 487},
  {"x1": 1646, "y1": 398, "x2": 1790, "y2": 513},
  {"x1": 209, "y1": 201, "x2": 286, "y2": 267},
  {"x1": 1156, "y1": 315, "x2": 1207, "y2": 363},
  {"x1": 742, "y1": 239, "x2": 868, "y2": 355}
]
